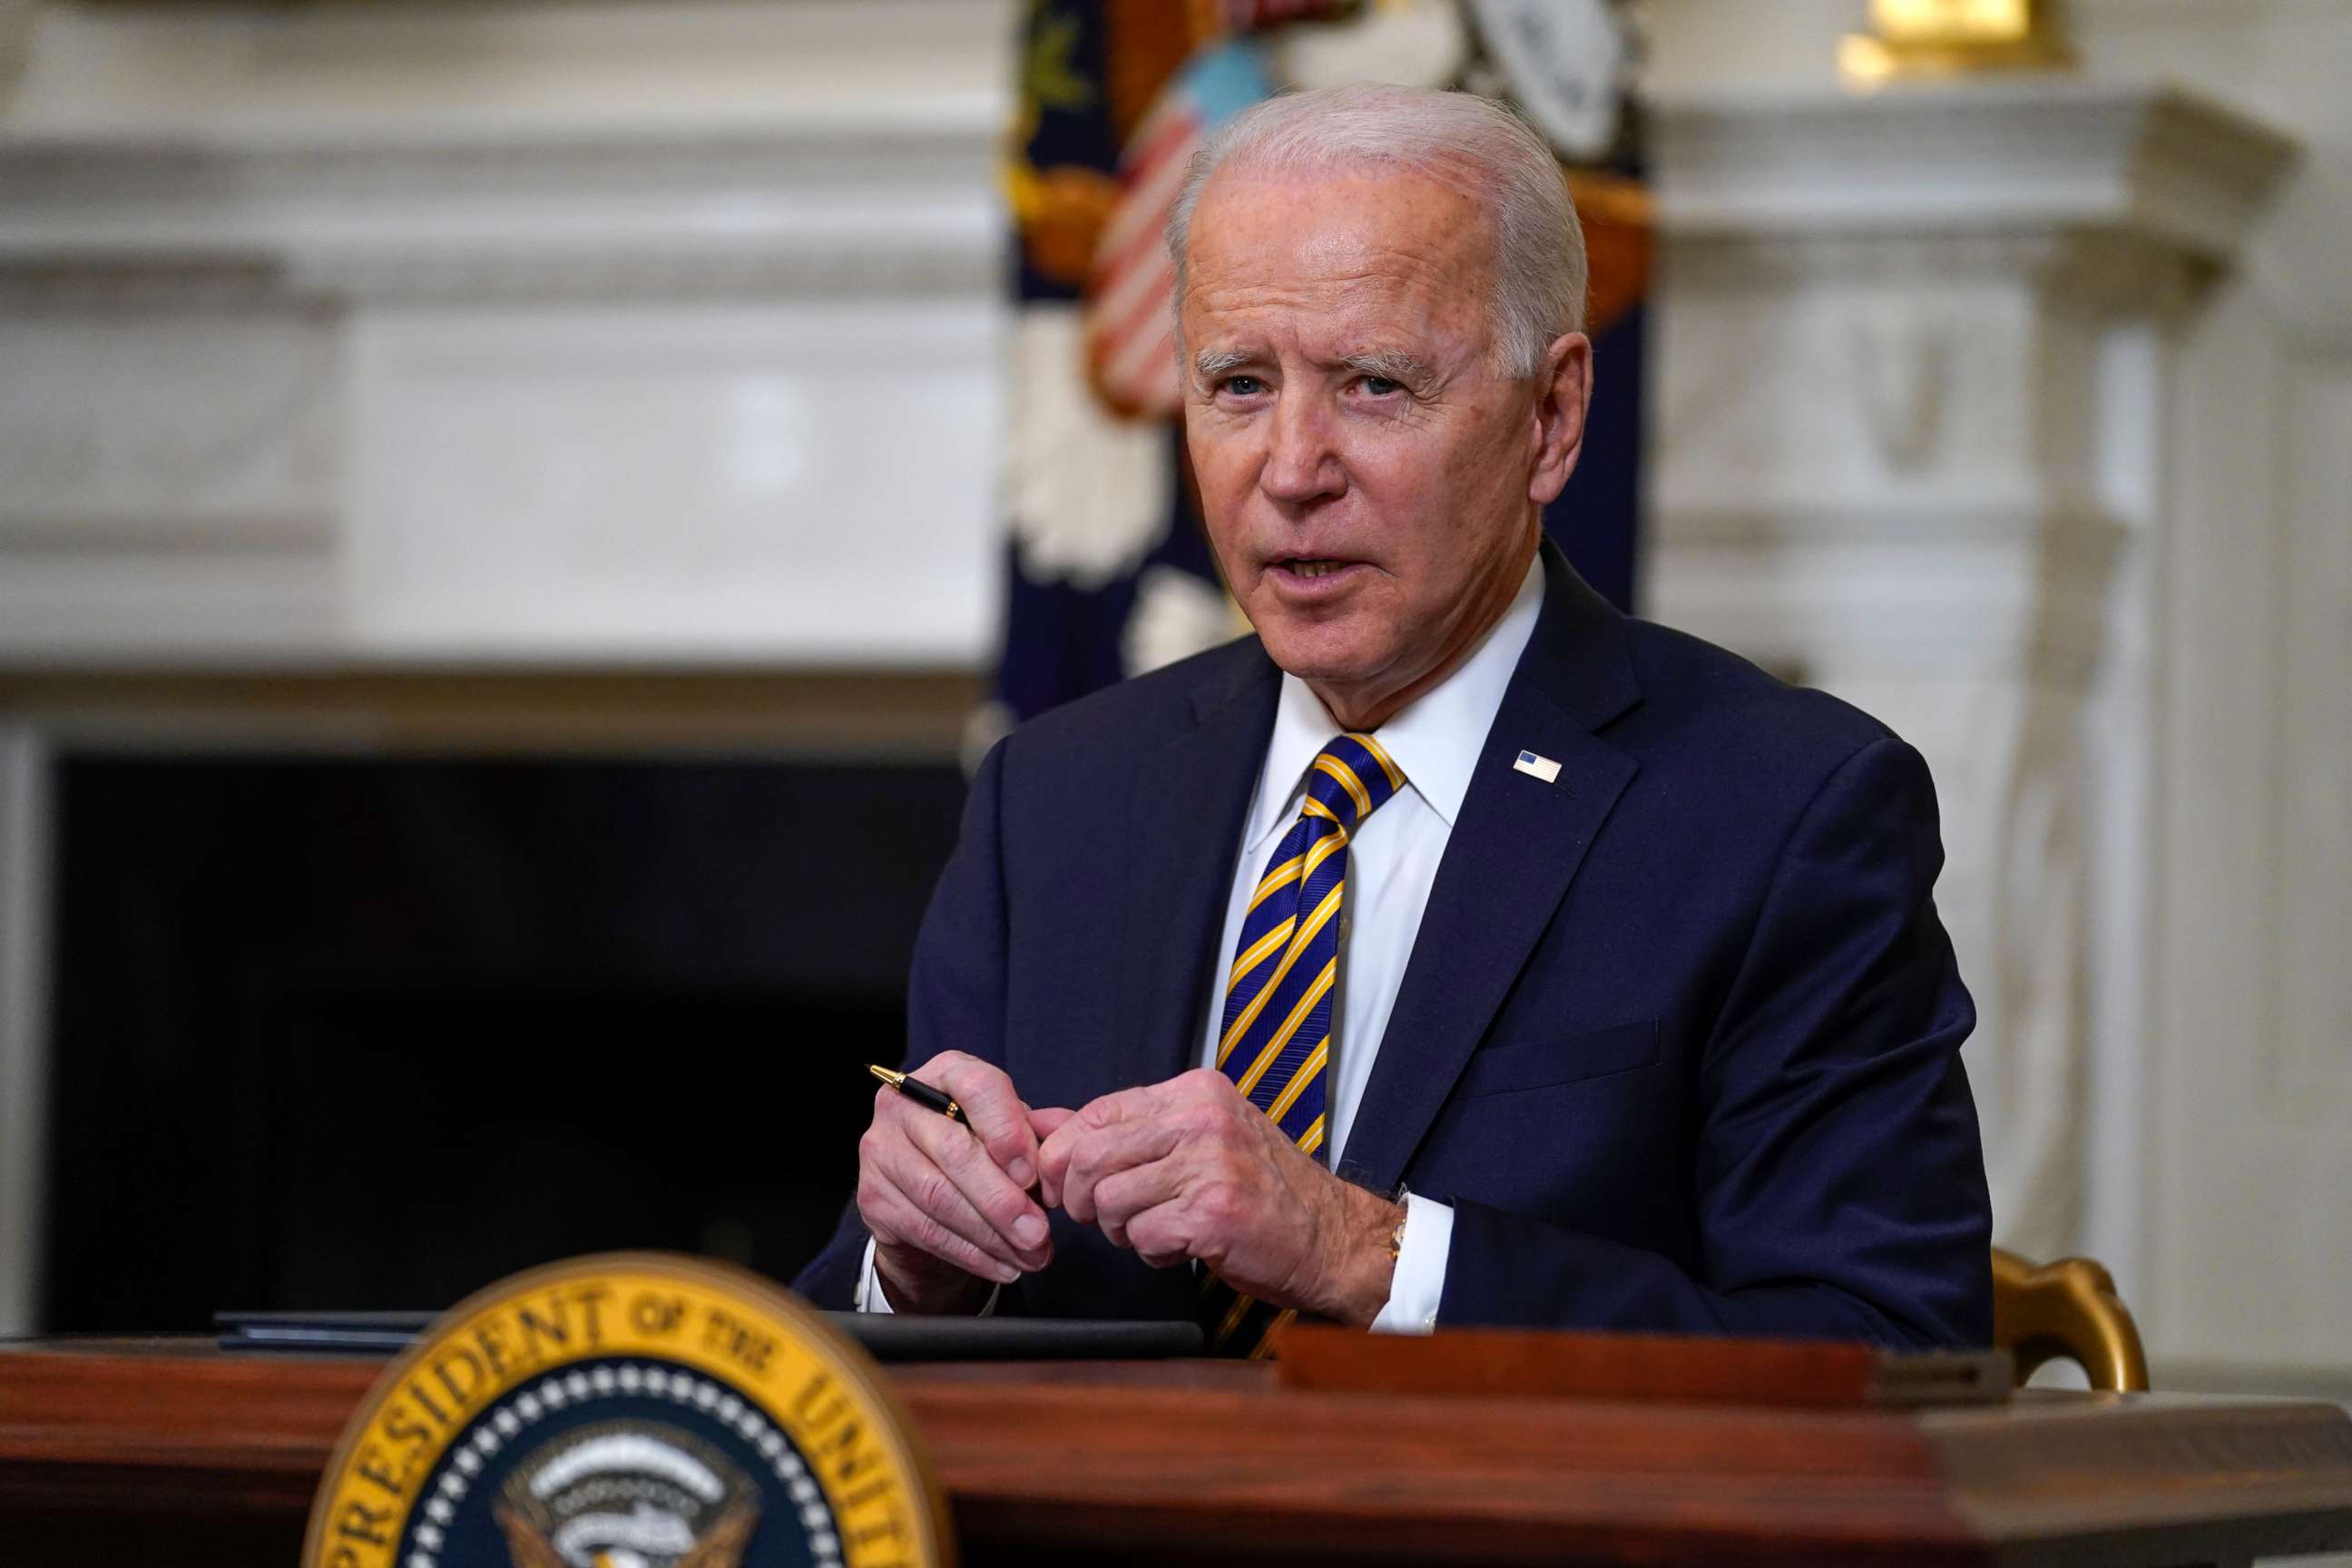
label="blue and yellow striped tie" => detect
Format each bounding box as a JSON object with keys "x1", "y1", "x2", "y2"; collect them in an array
[{"x1": 1201, "y1": 730, "x2": 1406, "y2": 1357}]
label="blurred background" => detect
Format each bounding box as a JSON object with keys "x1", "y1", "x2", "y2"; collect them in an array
[{"x1": 0, "y1": 0, "x2": 2341, "y2": 1406}]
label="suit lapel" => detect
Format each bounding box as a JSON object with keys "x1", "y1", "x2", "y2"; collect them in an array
[
  {"x1": 1111, "y1": 649, "x2": 1279, "y2": 1093},
  {"x1": 1338, "y1": 547, "x2": 1643, "y2": 1197}
]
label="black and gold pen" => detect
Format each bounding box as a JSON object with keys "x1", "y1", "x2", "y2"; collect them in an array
[{"x1": 867, "y1": 1063, "x2": 967, "y2": 1125}]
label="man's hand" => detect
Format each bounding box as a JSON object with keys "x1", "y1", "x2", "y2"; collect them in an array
[
  {"x1": 1034, "y1": 1069, "x2": 1403, "y2": 1326},
  {"x1": 855, "y1": 1052, "x2": 1055, "y2": 1314}
]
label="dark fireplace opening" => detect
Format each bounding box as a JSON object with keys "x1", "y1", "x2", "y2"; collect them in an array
[{"x1": 42, "y1": 751, "x2": 966, "y2": 1333}]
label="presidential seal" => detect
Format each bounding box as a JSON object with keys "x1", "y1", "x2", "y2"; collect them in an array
[{"x1": 306, "y1": 1253, "x2": 952, "y2": 1568}]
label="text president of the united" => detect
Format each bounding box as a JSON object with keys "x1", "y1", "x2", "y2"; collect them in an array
[{"x1": 798, "y1": 83, "x2": 1993, "y2": 1349}]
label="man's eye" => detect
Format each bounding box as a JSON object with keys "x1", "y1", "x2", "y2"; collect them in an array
[
  {"x1": 1361, "y1": 377, "x2": 1402, "y2": 397},
  {"x1": 1221, "y1": 376, "x2": 1266, "y2": 397}
]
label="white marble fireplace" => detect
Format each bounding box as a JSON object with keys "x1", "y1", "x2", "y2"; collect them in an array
[{"x1": 0, "y1": 0, "x2": 1020, "y2": 1334}]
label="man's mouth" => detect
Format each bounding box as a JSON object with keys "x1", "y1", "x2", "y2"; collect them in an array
[{"x1": 1264, "y1": 555, "x2": 1371, "y2": 599}]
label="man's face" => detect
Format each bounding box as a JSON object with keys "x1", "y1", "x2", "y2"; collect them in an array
[{"x1": 1179, "y1": 166, "x2": 1583, "y2": 727}]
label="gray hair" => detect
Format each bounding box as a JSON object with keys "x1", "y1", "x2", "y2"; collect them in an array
[{"x1": 1164, "y1": 83, "x2": 1588, "y2": 378}]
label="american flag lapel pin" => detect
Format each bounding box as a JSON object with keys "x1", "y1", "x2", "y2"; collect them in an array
[{"x1": 1513, "y1": 750, "x2": 1563, "y2": 784}]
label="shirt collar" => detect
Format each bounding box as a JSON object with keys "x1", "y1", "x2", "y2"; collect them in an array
[{"x1": 1244, "y1": 551, "x2": 1546, "y2": 852}]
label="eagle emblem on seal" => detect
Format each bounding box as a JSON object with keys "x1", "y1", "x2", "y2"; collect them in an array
[{"x1": 493, "y1": 1421, "x2": 761, "y2": 1568}]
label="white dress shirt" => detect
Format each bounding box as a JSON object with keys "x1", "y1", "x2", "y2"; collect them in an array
[{"x1": 859, "y1": 554, "x2": 1546, "y2": 1326}]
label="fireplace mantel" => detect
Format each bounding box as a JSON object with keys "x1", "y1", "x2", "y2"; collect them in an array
[{"x1": 0, "y1": 1, "x2": 1014, "y2": 672}]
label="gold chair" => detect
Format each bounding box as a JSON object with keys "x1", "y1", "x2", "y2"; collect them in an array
[{"x1": 1991, "y1": 1247, "x2": 2151, "y2": 1392}]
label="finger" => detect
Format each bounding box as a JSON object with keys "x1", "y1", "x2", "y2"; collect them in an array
[
  {"x1": 1091, "y1": 1156, "x2": 1189, "y2": 1251},
  {"x1": 866, "y1": 1102, "x2": 1038, "y2": 1270},
  {"x1": 1026, "y1": 1108, "x2": 1075, "y2": 1200},
  {"x1": 860, "y1": 1165, "x2": 1023, "y2": 1286},
  {"x1": 1122, "y1": 1201, "x2": 1199, "y2": 1271},
  {"x1": 920, "y1": 1052, "x2": 1039, "y2": 1191},
  {"x1": 1060, "y1": 1113, "x2": 1191, "y2": 1227},
  {"x1": 1038, "y1": 1079, "x2": 1181, "y2": 1206},
  {"x1": 867, "y1": 1138, "x2": 1034, "y2": 1279},
  {"x1": 898, "y1": 1102, "x2": 1053, "y2": 1267}
]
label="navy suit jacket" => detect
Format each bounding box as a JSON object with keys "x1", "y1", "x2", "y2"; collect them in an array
[{"x1": 798, "y1": 544, "x2": 1994, "y2": 1348}]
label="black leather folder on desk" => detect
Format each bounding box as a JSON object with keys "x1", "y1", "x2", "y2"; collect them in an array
[{"x1": 215, "y1": 1309, "x2": 1205, "y2": 1361}]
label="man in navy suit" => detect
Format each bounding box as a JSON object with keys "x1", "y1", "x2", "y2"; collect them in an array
[{"x1": 797, "y1": 84, "x2": 1992, "y2": 1348}]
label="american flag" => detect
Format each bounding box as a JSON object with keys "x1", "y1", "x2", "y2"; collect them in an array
[{"x1": 1082, "y1": 41, "x2": 1274, "y2": 419}]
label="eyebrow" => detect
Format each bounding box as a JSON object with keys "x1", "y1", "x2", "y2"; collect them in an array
[
  {"x1": 1338, "y1": 349, "x2": 1434, "y2": 384},
  {"x1": 1191, "y1": 348, "x2": 1256, "y2": 386},
  {"x1": 1190, "y1": 347, "x2": 1436, "y2": 386}
]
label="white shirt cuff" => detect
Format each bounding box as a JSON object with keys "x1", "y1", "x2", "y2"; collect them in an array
[
  {"x1": 854, "y1": 1237, "x2": 1001, "y2": 1316},
  {"x1": 1368, "y1": 1193, "x2": 1453, "y2": 1335}
]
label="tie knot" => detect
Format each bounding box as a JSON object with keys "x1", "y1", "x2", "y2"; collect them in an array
[{"x1": 1304, "y1": 733, "x2": 1405, "y2": 833}]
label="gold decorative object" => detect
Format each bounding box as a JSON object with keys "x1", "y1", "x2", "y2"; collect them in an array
[
  {"x1": 1840, "y1": 0, "x2": 2074, "y2": 85},
  {"x1": 1991, "y1": 1246, "x2": 2151, "y2": 1393}
]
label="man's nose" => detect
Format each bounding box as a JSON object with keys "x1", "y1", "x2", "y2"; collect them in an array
[{"x1": 1260, "y1": 394, "x2": 1344, "y2": 506}]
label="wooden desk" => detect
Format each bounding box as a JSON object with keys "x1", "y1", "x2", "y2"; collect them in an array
[{"x1": 4, "y1": 1338, "x2": 2351, "y2": 1565}]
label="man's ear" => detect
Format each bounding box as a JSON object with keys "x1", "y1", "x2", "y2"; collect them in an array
[{"x1": 1527, "y1": 331, "x2": 1593, "y2": 507}]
